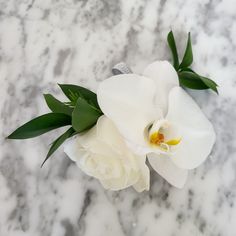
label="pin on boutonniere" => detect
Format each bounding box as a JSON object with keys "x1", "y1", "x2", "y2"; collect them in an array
[{"x1": 7, "y1": 31, "x2": 217, "y2": 191}]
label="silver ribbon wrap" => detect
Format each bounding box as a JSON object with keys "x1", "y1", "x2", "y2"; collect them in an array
[{"x1": 112, "y1": 62, "x2": 132, "y2": 75}]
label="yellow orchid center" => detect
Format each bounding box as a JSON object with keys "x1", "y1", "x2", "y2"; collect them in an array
[
  {"x1": 150, "y1": 132, "x2": 165, "y2": 145},
  {"x1": 149, "y1": 131, "x2": 181, "y2": 148}
]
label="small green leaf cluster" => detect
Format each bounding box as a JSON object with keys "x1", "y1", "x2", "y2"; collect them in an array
[
  {"x1": 167, "y1": 31, "x2": 218, "y2": 93},
  {"x1": 7, "y1": 84, "x2": 103, "y2": 166}
]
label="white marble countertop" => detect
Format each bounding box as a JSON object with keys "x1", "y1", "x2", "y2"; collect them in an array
[{"x1": 1, "y1": 0, "x2": 236, "y2": 235}]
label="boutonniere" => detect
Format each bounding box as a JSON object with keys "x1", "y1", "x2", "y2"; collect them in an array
[{"x1": 8, "y1": 31, "x2": 217, "y2": 191}]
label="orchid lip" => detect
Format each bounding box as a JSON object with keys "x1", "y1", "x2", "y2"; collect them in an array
[{"x1": 147, "y1": 119, "x2": 181, "y2": 152}]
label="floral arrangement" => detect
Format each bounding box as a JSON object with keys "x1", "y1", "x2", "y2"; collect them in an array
[{"x1": 8, "y1": 31, "x2": 217, "y2": 191}]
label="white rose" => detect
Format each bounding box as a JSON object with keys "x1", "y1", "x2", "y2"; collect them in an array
[{"x1": 64, "y1": 115, "x2": 149, "y2": 192}]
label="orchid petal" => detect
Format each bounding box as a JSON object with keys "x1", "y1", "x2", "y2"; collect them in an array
[
  {"x1": 97, "y1": 74, "x2": 162, "y2": 154},
  {"x1": 148, "y1": 153, "x2": 188, "y2": 188},
  {"x1": 143, "y1": 60, "x2": 179, "y2": 115},
  {"x1": 166, "y1": 87, "x2": 216, "y2": 169}
]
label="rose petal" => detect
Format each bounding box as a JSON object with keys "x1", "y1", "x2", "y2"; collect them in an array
[
  {"x1": 133, "y1": 155, "x2": 150, "y2": 192},
  {"x1": 64, "y1": 116, "x2": 150, "y2": 191},
  {"x1": 97, "y1": 74, "x2": 162, "y2": 154},
  {"x1": 100, "y1": 163, "x2": 142, "y2": 191},
  {"x1": 64, "y1": 133, "x2": 93, "y2": 162},
  {"x1": 148, "y1": 153, "x2": 188, "y2": 188},
  {"x1": 166, "y1": 87, "x2": 216, "y2": 169},
  {"x1": 143, "y1": 60, "x2": 179, "y2": 115},
  {"x1": 101, "y1": 155, "x2": 150, "y2": 192},
  {"x1": 96, "y1": 115, "x2": 129, "y2": 153}
]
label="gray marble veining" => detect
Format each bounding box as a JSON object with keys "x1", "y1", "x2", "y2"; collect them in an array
[{"x1": 1, "y1": 0, "x2": 236, "y2": 235}]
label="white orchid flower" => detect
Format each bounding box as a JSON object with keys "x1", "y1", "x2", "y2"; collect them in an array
[
  {"x1": 97, "y1": 60, "x2": 216, "y2": 188},
  {"x1": 64, "y1": 115, "x2": 149, "y2": 192}
]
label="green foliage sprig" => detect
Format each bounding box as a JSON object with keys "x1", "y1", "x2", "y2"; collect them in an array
[
  {"x1": 167, "y1": 31, "x2": 218, "y2": 93},
  {"x1": 7, "y1": 84, "x2": 103, "y2": 166}
]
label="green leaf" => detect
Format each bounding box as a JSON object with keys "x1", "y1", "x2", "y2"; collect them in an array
[
  {"x1": 58, "y1": 84, "x2": 99, "y2": 109},
  {"x1": 179, "y1": 32, "x2": 193, "y2": 69},
  {"x1": 180, "y1": 68, "x2": 218, "y2": 93},
  {"x1": 44, "y1": 94, "x2": 73, "y2": 116},
  {"x1": 41, "y1": 127, "x2": 75, "y2": 167},
  {"x1": 72, "y1": 98, "x2": 102, "y2": 132},
  {"x1": 7, "y1": 113, "x2": 71, "y2": 139},
  {"x1": 178, "y1": 71, "x2": 209, "y2": 90},
  {"x1": 179, "y1": 70, "x2": 218, "y2": 93},
  {"x1": 167, "y1": 30, "x2": 179, "y2": 70},
  {"x1": 178, "y1": 67, "x2": 195, "y2": 73},
  {"x1": 200, "y1": 76, "x2": 218, "y2": 94}
]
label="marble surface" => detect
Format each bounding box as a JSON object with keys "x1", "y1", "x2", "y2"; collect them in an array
[{"x1": 1, "y1": 0, "x2": 236, "y2": 235}]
